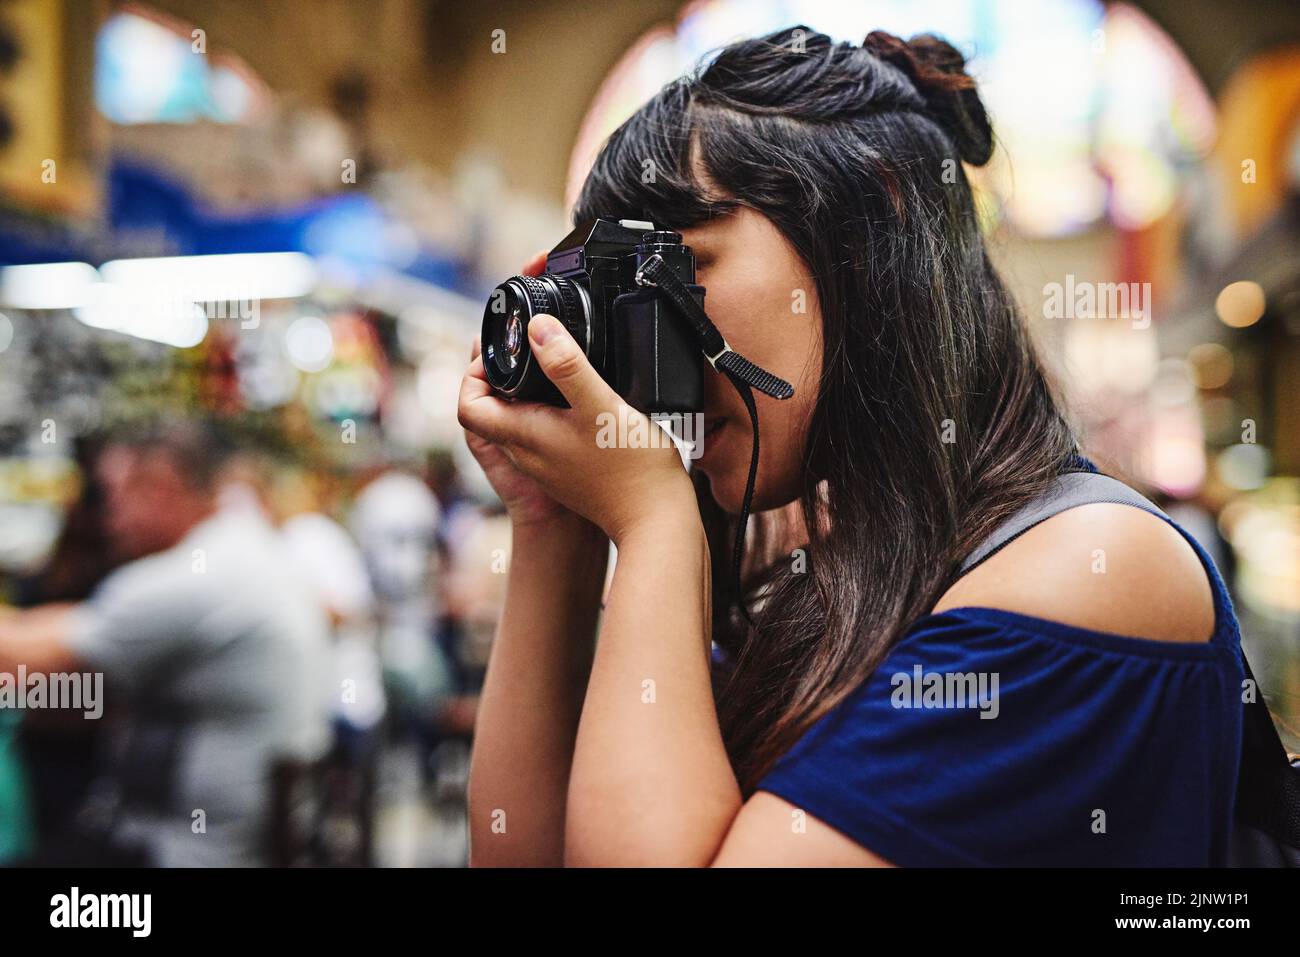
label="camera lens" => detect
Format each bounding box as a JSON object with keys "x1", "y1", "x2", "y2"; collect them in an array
[
  {"x1": 501, "y1": 308, "x2": 524, "y2": 369},
  {"x1": 481, "y1": 274, "x2": 591, "y2": 400}
]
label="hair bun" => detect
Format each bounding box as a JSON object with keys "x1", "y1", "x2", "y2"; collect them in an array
[{"x1": 862, "y1": 30, "x2": 993, "y2": 166}]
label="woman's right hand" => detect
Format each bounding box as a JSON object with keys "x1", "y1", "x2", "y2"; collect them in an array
[
  {"x1": 464, "y1": 337, "x2": 569, "y2": 528},
  {"x1": 462, "y1": 251, "x2": 588, "y2": 531}
]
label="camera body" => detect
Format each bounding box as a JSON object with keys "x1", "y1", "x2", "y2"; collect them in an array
[{"x1": 480, "y1": 219, "x2": 704, "y2": 412}]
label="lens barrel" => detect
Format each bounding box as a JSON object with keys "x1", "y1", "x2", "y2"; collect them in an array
[{"x1": 481, "y1": 274, "x2": 591, "y2": 400}]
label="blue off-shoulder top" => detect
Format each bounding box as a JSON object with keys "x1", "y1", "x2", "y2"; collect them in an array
[{"x1": 746, "y1": 469, "x2": 1245, "y2": 867}]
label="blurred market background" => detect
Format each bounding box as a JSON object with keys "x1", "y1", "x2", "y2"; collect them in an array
[{"x1": 0, "y1": 0, "x2": 1298, "y2": 866}]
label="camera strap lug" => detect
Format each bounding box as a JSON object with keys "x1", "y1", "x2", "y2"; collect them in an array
[
  {"x1": 633, "y1": 258, "x2": 659, "y2": 288},
  {"x1": 703, "y1": 341, "x2": 730, "y2": 370}
]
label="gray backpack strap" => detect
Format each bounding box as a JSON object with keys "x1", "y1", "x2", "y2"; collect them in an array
[{"x1": 959, "y1": 471, "x2": 1165, "y2": 575}]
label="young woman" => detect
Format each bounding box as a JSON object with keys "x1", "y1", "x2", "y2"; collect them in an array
[{"x1": 458, "y1": 27, "x2": 1243, "y2": 866}]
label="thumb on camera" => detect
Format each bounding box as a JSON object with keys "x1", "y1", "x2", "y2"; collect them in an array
[{"x1": 528, "y1": 314, "x2": 614, "y2": 413}]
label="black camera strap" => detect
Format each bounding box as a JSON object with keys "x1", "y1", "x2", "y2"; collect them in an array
[
  {"x1": 636, "y1": 255, "x2": 795, "y2": 402},
  {"x1": 636, "y1": 253, "x2": 794, "y2": 624}
]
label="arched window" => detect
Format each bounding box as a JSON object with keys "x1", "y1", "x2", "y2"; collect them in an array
[{"x1": 566, "y1": 0, "x2": 1215, "y2": 238}]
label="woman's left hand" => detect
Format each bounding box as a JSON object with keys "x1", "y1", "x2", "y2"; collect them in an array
[{"x1": 458, "y1": 313, "x2": 697, "y2": 544}]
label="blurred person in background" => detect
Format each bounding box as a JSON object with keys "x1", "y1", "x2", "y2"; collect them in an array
[
  {"x1": 350, "y1": 469, "x2": 458, "y2": 780},
  {"x1": 209, "y1": 451, "x2": 338, "y2": 767},
  {"x1": 274, "y1": 464, "x2": 386, "y2": 749},
  {"x1": 426, "y1": 450, "x2": 493, "y2": 709},
  {"x1": 14, "y1": 436, "x2": 125, "y2": 602},
  {"x1": 272, "y1": 462, "x2": 385, "y2": 864},
  {"x1": 441, "y1": 501, "x2": 515, "y2": 696},
  {"x1": 0, "y1": 419, "x2": 332, "y2": 866},
  {"x1": 6, "y1": 437, "x2": 129, "y2": 858}
]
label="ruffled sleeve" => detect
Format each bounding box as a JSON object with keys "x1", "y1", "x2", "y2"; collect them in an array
[{"x1": 755, "y1": 607, "x2": 1242, "y2": 866}]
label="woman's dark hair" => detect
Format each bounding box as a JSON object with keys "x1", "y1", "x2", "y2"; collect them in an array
[{"x1": 575, "y1": 26, "x2": 1079, "y2": 792}]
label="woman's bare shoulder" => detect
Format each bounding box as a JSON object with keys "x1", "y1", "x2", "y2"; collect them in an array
[{"x1": 933, "y1": 503, "x2": 1216, "y2": 644}]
